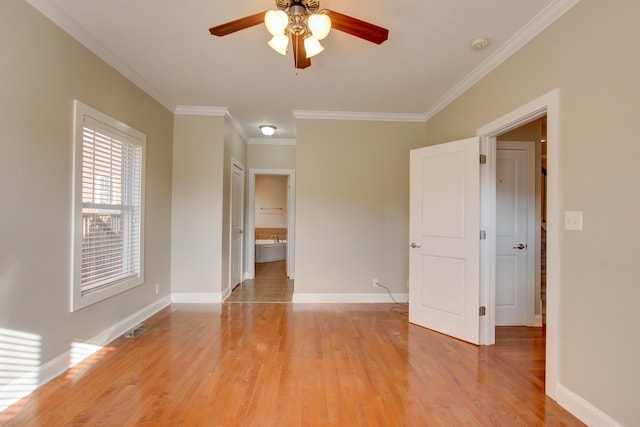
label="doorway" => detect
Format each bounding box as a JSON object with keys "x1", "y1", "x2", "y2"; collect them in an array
[
  {"x1": 495, "y1": 117, "x2": 546, "y2": 327},
  {"x1": 493, "y1": 122, "x2": 547, "y2": 387},
  {"x1": 477, "y1": 89, "x2": 559, "y2": 399},
  {"x1": 406, "y1": 91, "x2": 558, "y2": 397},
  {"x1": 246, "y1": 169, "x2": 295, "y2": 279},
  {"x1": 228, "y1": 168, "x2": 295, "y2": 303}
]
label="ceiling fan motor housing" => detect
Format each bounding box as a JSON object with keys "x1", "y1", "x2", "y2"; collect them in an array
[
  {"x1": 276, "y1": 0, "x2": 320, "y2": 14},
  {"x1": 288, "y1": 6, "x2": 306, "y2": 35}
]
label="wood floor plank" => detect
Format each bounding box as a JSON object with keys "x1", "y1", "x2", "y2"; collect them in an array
[
  {"x1": 0, "y1": 304, "x2": 584, "y2": 426},
  {"x1": 226, "y1": 261, "x2": 293, "y2": 303}
]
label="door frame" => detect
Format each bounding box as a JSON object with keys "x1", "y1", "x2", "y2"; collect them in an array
[
  {"x1": 246, "y1": 169, "x2": 296, "y2": 280},
  {"x1": 477, "y1": 89, "x2": 560, "y2": 400}
]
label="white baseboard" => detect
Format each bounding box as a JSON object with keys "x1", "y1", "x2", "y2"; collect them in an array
[
  {"x1": 0, "y1": 295, "x2": 171, "y2": 413},
  {"x1": 171, "y1": 293, "x2": 222, "y2": 303},
  {"x1": 533, "y1": 314, "x2": 543, "y2": 327},
  {"x1": 292, "y1": 293, "x2": 409, "y2": 303},
  {"x1": 89, "y1": 295, "x2": 172, "y2": 346},
  {"x1": 557, "y1": 384, "x2": 623, "y2": 427}
]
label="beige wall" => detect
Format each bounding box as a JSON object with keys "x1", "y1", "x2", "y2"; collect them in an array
[
  {"x1": 425, "y1": 1, "x2": 639, "y2": 424},
  {"x1": 0, "y1": 0, "x2": 173, "y2": 367},
  {"x1": 171, "y1": 115, "x2": 225, "y2": 295},
  {"x1": 247, "y1": 143, "x2": 296, "y2": 170},
  {"x1": 171, "y1": 116, "x2": 246, "y2": 297},
  {"x1": 221, "y1": 119, "x2": 247, "y2": 294},
  {"x1": 295, "y1": 119, "x2": 426, "y2": 295},
  {"x1": 255, "y1": 176, "x2": 288, "y2": 228}
]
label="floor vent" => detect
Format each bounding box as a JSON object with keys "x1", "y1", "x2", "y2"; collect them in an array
[{"x1": 124, "y1": 324, "x2": 149, "y2": 339}]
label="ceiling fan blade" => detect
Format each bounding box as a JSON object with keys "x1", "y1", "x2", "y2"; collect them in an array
[
  {"x1": 292, "y1": 33, "x2": 311, "y2": 69},
  {"x1": 209, "y1": 11, "x2": 267, "y2": 36},
  {"x1": 326, "y1": 10, "x2": 389, "y2": 45}
]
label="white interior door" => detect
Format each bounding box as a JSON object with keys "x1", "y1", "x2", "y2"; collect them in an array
[
  {"x1": 409, "y1": 137, "x2": 480, "y2": 344},
  {"x1": 495, "y1": 142, "x2": 535, "y2": 325},
  {"x1": 230, "y1": 160, "x2": 244, "y2": 291}
]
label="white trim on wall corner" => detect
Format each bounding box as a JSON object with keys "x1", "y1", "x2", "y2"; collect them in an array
[
  {"x1": 224, "y1": 111, "x2": 248, "y2": 142},
  {"x1": 171, "y1": 293, "x2": 222, "y2": 303},
  {"x1": 0, "y1": 295, "x2": 171, "y2": 412},
  {"x1": 557, "y1": 385, "x2": 623, "y2": 427},
  {"x1": 173, "y1": 106, "x2": 248, "y2": 142},
  {"x1": 292, "y1": 293, "x2": 409, "y2": 303},
  {"x1": 248, "y1": 138, "x2": 296, "y2": 146},
  {"x1": 292, "y1": 110, "x2": 426, "y2": 122},
  {"x1": 174, "y1": 106, "x2": 228, "y2": 116}
]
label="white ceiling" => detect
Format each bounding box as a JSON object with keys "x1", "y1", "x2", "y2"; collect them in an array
[{"x1": 26, "y1": 0, "x2": 576, "y2": 141}]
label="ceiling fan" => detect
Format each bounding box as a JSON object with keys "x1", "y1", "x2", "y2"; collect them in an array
[{"x1": 209, "y1": 0, "x2": 389, "y2": 70}]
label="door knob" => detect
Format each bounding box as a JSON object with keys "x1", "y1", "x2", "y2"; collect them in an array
[
  {"x1": 410, "y1": 242, "x2": 421, "y2": 248},
  {"x1": 512, "y1": 243, "x2": 527, "y2": 250}
]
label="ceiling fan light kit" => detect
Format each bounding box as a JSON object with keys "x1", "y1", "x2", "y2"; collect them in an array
[
  {"x1": 265, "y1": 10, "x2": 289, "y2": 35},
  {"x1": 303, "y1": 36, "x2": 324, "y2": 58},
  {"x1": 264, "y1": 2, "x2": 330, "y2": 59},
  {"x1": 307, "y1": 13, "x2": 331, "y2": 40},
  {"x1": 209, "y1": 0, "x2": 389, "y2": 70},
  {"x1": 268, "y1": 34, "x2": 290, "y2": 55}
]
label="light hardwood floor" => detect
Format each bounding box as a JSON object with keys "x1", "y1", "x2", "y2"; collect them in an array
[
  {"x1": 1, "y1": 303, "x2": 583, "y2": 426},
  {"x1": 226, "y1": 261, "x2": 293, "y2": 302}
]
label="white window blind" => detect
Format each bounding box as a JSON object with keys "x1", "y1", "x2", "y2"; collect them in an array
[{"x1": 72, "y1": 101, "x2": 145, "y2": 311}]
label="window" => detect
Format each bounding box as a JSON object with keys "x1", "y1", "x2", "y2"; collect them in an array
[{"x1": 71, "y1": 100, "x2": 145, "y2": 311}]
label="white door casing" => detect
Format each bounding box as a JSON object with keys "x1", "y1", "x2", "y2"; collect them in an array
[
  {"x1": 229, "y1": 159, "x2": 244, "y2": 293},
  {"x1": 246, "y1": 169, "x2": 296, "y2": 280},
  {"x1": 495, "y1": 141, "x2": 536, "y2": 325},
  {"x1": 476, "y1": 89, "x2": 559, "y2": 399},
  {"x1": 409, "y1": 137, "x2": 480, "y2": 345}
]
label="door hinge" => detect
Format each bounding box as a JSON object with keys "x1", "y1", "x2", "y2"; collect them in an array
[
  {"x1": 479, "y1": 154, "x2": 487, "y2": 164},
  {"x1": 480, "y1": 230, "x2": 487, "y2": 240},
  {"x1": 479, "y1": 306, "x2": 486, "y2": 316}
]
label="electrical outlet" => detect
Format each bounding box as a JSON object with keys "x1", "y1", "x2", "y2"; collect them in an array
[
  {"x1": 372, "y1": 278, "x2": 379, "y2": 288},
  {"x1": 155, "y1": 283, "x2": 159, "y2": 295}
]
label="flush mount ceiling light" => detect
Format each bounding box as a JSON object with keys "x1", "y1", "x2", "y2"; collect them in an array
[
  {"x1": 209, "y1": 0, "x2": 389, "y2": 70},
  {"x1": 259, "y1": 125, "x2": 277, "y2": 136}
]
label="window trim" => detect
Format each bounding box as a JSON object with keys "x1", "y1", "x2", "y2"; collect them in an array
[{"x1": 71, "y1": 100, "x2": 146, "y2": 311}]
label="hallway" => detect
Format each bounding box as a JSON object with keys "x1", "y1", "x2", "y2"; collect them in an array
[{"x1": 226, "y1": 261, "x2": 293, "y2": 302}]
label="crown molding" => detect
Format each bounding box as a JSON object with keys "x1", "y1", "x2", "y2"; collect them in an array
[
  {"x1": 173, "y1": 106, "x2": 248, "y2": 142},
  {"x1": 424, "y1": 0, "x2": 581, "y2": 121},
  {"x1": 25, "y1": 0, "x2": 176, "y2": 113},
  {"x1": 292, "y1": 110, "x2": 426, "y2": 122},
  {"x1": 174, "y1": 105, "x2": 228, "y2": 116},
  {"x1": 27, "y1": 0, "x2": 579, "y2": 134},
  {"x1": 224, "y1": 111, "x2": 248, "y2": 142},
  {"x1": 248, "y1": 138, "x2": 296, "y2": 146}
]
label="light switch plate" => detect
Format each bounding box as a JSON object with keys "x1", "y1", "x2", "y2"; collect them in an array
[{"x1": 564, "y1": 211, "x2": 583, "y2": 231}]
